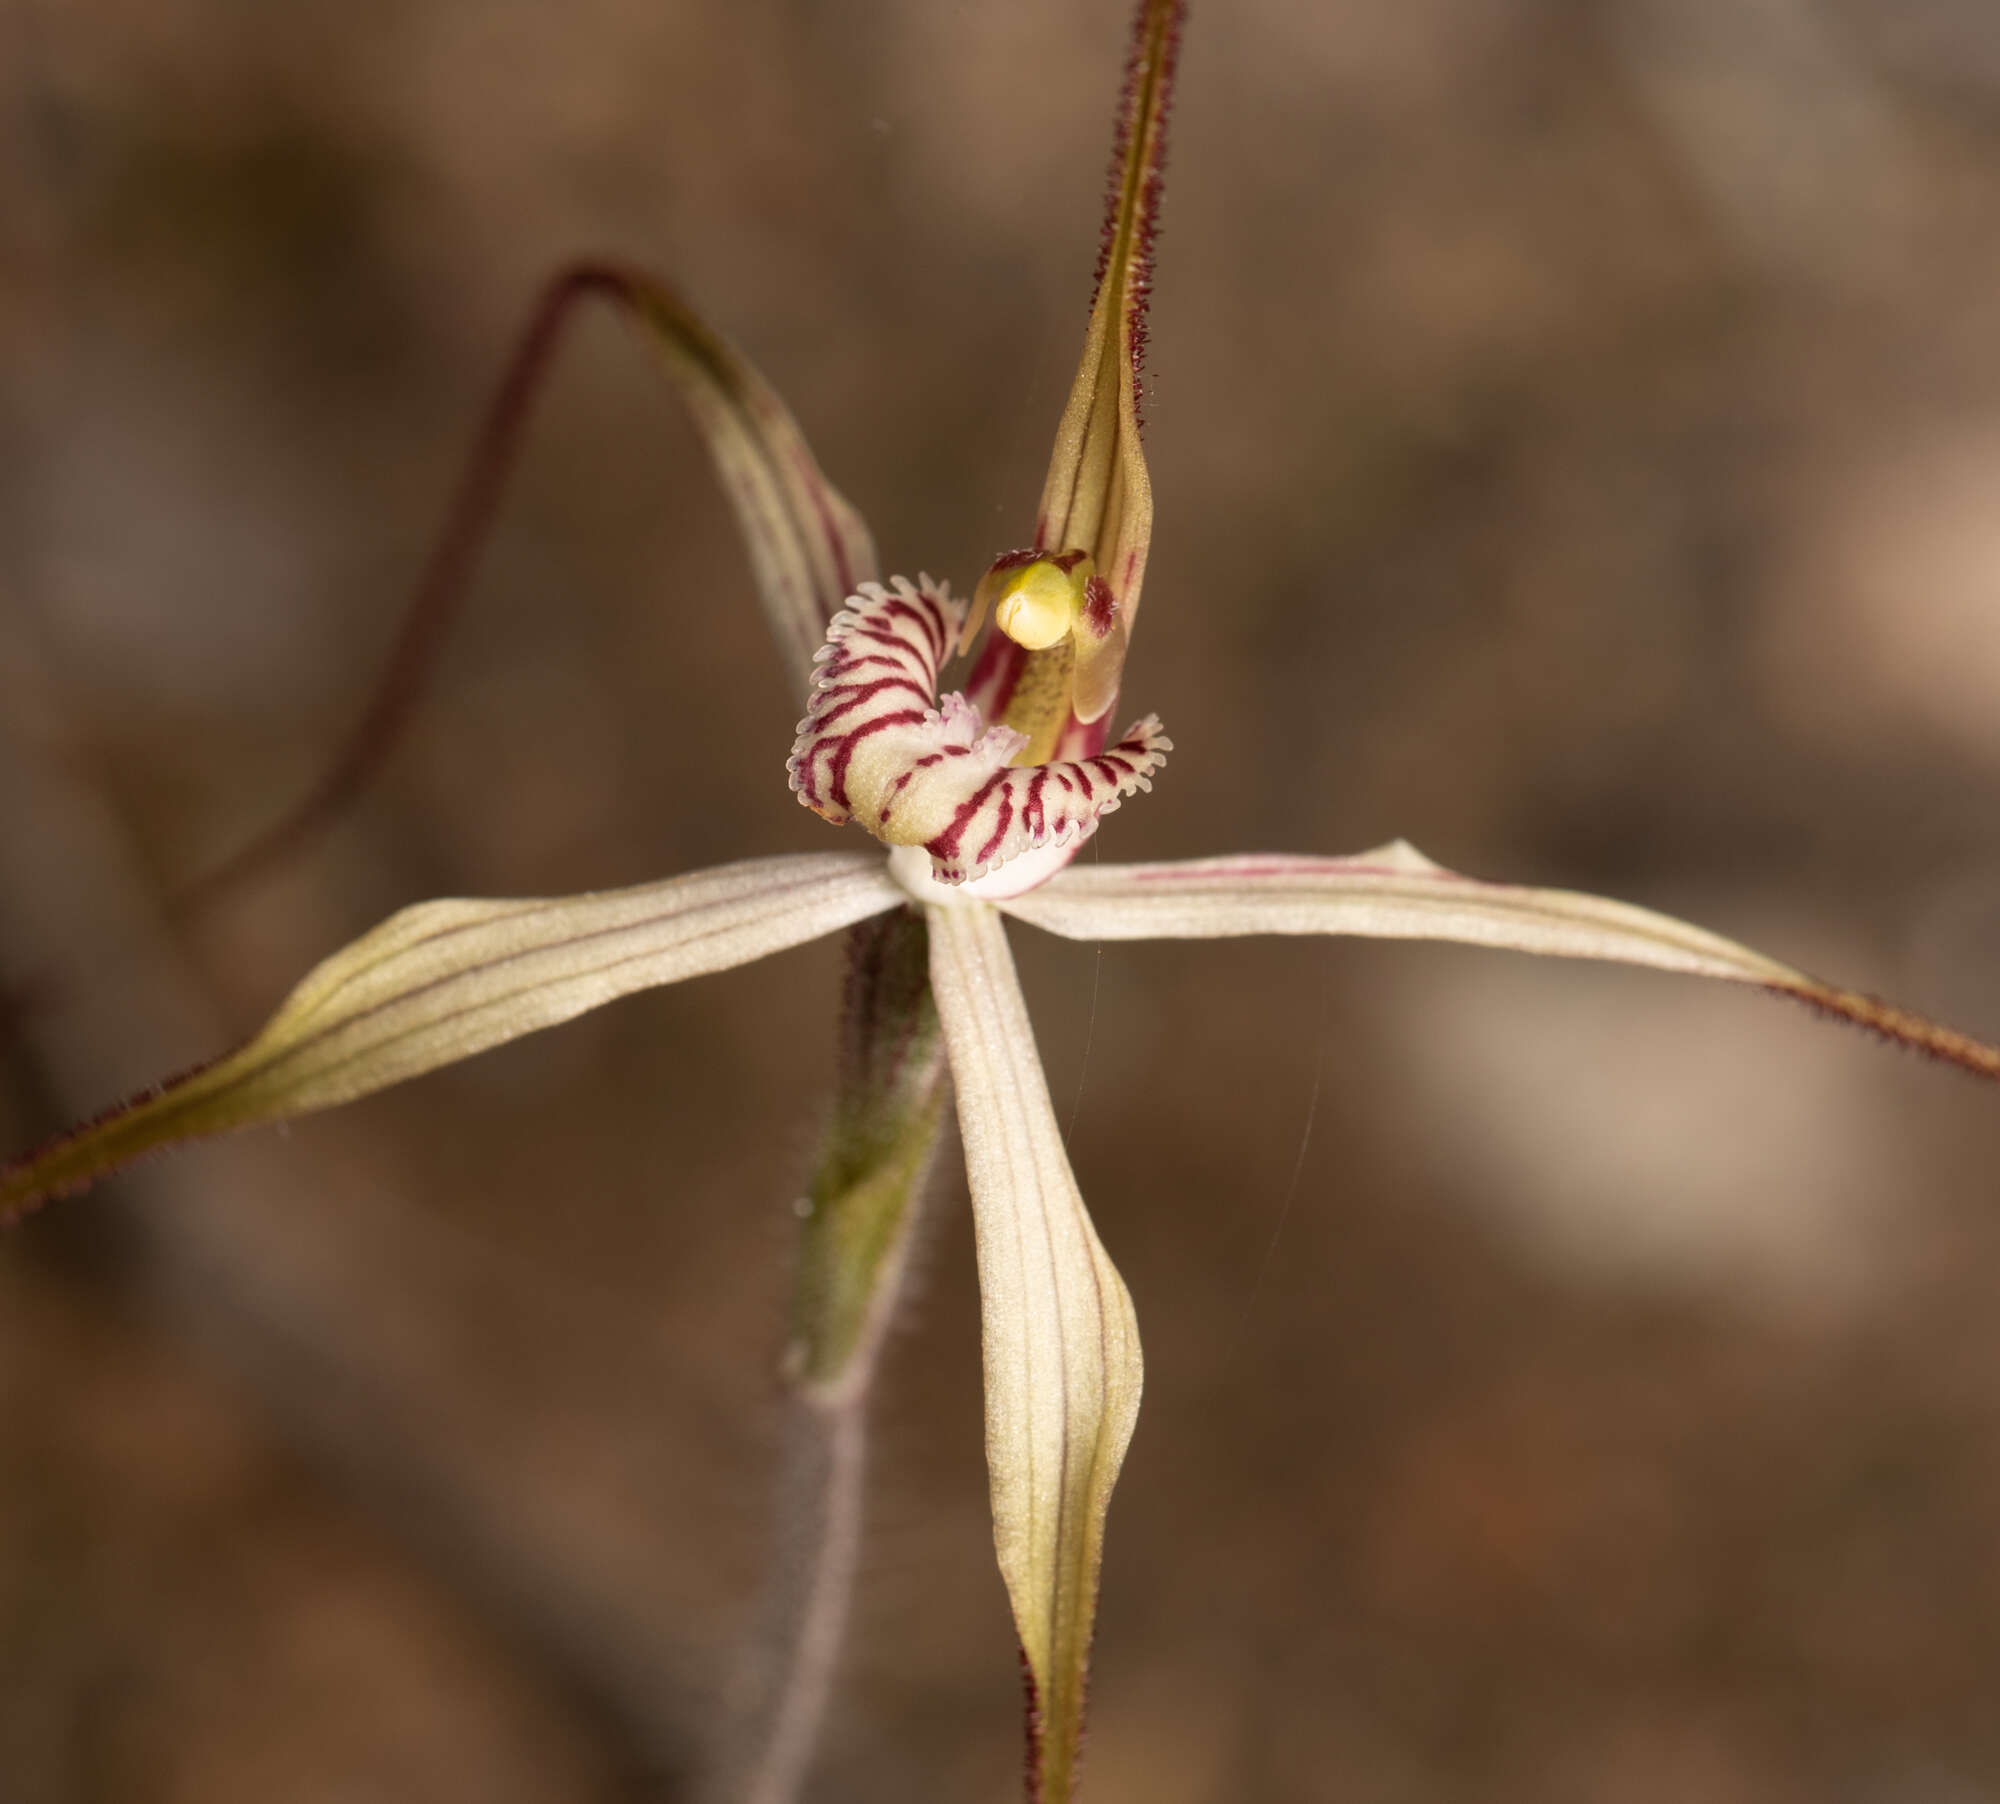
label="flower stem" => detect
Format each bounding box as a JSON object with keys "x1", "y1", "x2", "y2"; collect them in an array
[
  {"x1": 714, "y1": 1391, "x2": 869, "y2": 1804},
  {"x1": 710, "y1": 909, "x2": 949, "y2": 1802}
]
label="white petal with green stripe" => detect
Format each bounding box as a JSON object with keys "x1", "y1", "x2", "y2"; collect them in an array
[
  {"x1": 926, "y1": 899, "x2": 1142, "y2": 1804},
  {"x1": 2, "y1": 853, "x2": 903, "y2": 1217}
]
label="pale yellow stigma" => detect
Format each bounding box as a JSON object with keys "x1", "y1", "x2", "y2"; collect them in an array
[{"x1": 993, "y1": 557, "x2": 1091, "y2": 651}]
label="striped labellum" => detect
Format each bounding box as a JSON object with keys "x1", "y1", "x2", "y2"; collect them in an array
[{"x1": 787, "y1": 577, "x2": 1170, "y2": 886}]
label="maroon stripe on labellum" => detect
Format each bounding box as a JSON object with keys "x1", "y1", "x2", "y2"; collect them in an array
[
  {"x1": 1024, "y1": 769, "x2": 1050, "y2": 841},
  {"x1": 825, "y1": 707, "x2": 930, "y2": 812},
  {"x1": 887, "y1": 748, "x2": 949, "y2": 792},
  {"x1": 875, "y1": 595, "x2": 937, "y2": 636},
  {"x1": 923, "y1": 715, "x2": 1171, "y2": 880},
  {"x1": 832, "y1": 652, "x2": 910, "y2": 674},
  {"x1": 811, "y1": 674, "x2": 933, "y2": 729},
  {"x1": 791, "y1": 577, "x2": 977, "y2": 826},
  {"x1": 792, "y1": 576, "x2": 1171, "y2": 884},
  {"x1": 971, "y1": 790, "x2": 1017, "y2": 871},
  {"x1": 928, "y1": 770, "x2": 1010, "y2": 865},
  {"x1": 915, "y1": 597, "x2": 948, "y2": 665},
  {"x1": 838, "y1": 625, "x2": 924, "y2": 658}
]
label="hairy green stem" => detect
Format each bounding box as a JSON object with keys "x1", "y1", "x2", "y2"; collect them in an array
[{"x1": 710, "y1": 910, "x2": 948, "y2": 1803}]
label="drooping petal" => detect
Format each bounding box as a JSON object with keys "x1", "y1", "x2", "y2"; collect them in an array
[
  {"x1": 1, "y1": 853, "x2": 903, "y2": 1221},
  {"x1": 790, "y1": 579, "x2": 1171, "y2": 885},
  {"x1": 179, "y1": 265, "x2": 878, "y2": 917},
  {"x1": 927, "y1": 900, "x2": 1142, "y2": 1804},
  {"x1": 618, "y1": 265, "x2": 878, "y2": 679},
  {"x1": 999, "y1": 843, "x2": 2000, "y2": 1080}
]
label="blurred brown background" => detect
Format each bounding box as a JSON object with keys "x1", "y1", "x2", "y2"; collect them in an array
[{"x1": 6, "y1": 0, "x2": 2000, "y2": 1798}]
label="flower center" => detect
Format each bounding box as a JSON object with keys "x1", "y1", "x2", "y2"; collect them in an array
[
  {"x1": 990, "y1": 554, "x2": 1094, "y2": 652},
  {"x1": 788, "y1": 576, "x2": 1170, "y2": 887}
]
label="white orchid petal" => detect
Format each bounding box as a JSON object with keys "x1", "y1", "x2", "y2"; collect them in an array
[
  {"x1": 2, "y1": 853, "x2": 903, "y2": 1216},
  {"x1": 926, "y1": 900, "x2": 1142, "y2": 1804},
  {"x1": 999, "y1": 844, "x2": 2000, "y2": 1080},
  {"x1": 1000, "y1": 842, "x2": 1792, "y2": 975}
]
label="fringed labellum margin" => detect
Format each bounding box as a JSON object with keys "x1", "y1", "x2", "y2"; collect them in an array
[{"x1": 787, "y1": 578, "x2": 1170, "y2": 887}]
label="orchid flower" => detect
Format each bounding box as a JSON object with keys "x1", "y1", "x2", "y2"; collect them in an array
[{"x1": 7, "y1": 4, "x2": 2000, "y2": 1802}]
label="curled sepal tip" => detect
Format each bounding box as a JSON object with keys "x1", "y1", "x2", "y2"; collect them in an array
[
  {"x1": 927, "y1": 900, "x2": 1142, "y2": 1804},
  {"x1": 1, "y1": 853, "x2": 904, "y2": 1223},
  {"x1": 788, "y1": 579, "x2": 1169, "y2": 885}
]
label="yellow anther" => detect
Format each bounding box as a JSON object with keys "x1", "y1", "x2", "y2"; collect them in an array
[{"x1": 993, "y1": 557, "x2": 1090, "y2": 651}]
